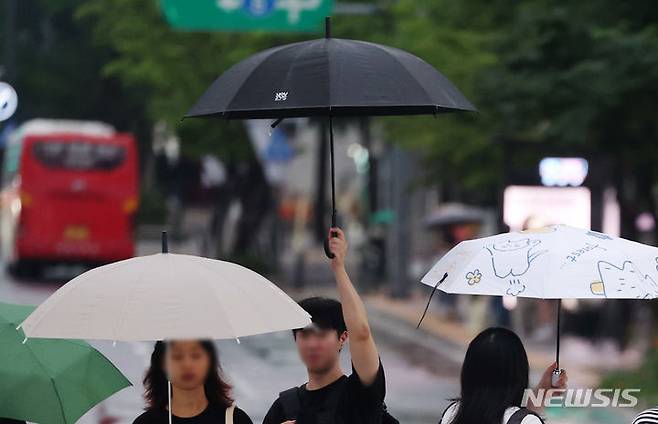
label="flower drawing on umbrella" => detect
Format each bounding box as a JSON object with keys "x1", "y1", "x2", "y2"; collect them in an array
[
  {"x1": 465, "y1": 269, "x2": 482, "y2": 285},
  {"x1": 592, "y1": 260, "x2": 658, "y2": 299},
  {"x1": 486, "y1": 238, "x2": 546, "y2": 279}
]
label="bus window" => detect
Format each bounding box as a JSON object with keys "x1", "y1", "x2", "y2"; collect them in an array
[{"x1": 32, "y1": 141, "x2": 126, "y2": 171}]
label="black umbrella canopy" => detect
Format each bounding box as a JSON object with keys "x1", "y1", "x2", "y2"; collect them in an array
[
  {"x1": 185, "y1": 22, "x2": 475, "y2": 119},
  {"x1": 186, "y1": 18, "x2": 475, "y2": 258}
]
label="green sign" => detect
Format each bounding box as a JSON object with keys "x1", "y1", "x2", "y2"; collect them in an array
[{"x1": 161, "y1": 0, "x2": 333, "y2": 32}]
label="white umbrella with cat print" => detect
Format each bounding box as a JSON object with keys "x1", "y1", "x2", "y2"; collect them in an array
[{"x1": 418, "y1": 224, "x2": 658, "y2": 384}]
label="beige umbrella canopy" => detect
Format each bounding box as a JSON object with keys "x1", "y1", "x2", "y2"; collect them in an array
[{"x1": 20, "y1": 234, "x2": 311, "y2": 342}]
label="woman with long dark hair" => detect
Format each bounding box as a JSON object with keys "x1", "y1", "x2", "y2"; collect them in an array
[
  {"x1": 133, "y1": 340, "x2": 253, "y2": 424},
  {"x1": 440, "y1": 327, "x2": 568, "y2": 424}
]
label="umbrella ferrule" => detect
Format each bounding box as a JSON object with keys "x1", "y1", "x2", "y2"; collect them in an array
[{"x1": 162, "y1": 231, "x2": 169, "y2": 253}]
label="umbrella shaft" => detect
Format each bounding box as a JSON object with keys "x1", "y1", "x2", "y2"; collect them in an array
[
  {"x1": 556, "y1": 299, "x2": 562, "y2": 369},
  {"x1": 329, "y1": 115, "x2": 336, "y2": 226}
]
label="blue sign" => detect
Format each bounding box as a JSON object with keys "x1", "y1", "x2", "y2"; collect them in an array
[{"x1": 243, "y1": 0, "x2": 277, "y2": 16}]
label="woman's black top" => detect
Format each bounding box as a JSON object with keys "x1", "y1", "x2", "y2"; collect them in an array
[{"x1": 133, "y1": 403, "x2": 253, "y2": 424}]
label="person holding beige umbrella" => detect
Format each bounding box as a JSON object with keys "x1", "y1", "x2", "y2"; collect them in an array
[{"x1": 20, "y1": 232, "x2": 311, "y2": 424}]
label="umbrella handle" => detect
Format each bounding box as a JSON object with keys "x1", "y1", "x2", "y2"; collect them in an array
[
  {"x1": 324, "y1": 230, "x2": 338, "y2": 259},
  {"x1": 324, "y1": 210, "x2": 338, "y2": 259},
  {"x1": 551, "y1": 368, "x2": 563, "y2": 387}
]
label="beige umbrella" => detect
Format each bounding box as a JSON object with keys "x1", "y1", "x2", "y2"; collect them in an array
[
  {"x1": 20, "y1": 234, "x2": 310, "y2": 341},
  {"x1": 20, "y1": 232, "x2": 310, "y2": 424}
]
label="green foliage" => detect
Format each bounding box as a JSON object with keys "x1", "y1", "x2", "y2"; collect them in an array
[
  {"x1": 483, "y1": 2, "x2": 658, "y2": 150},
  {"x1": 2, "y1": 0, "x2": 147, "y2": 134},
  {"x1": 75, "y1": 0, "x2": 312, "y2": 160},
  {"x1": 379, "y1": 0, "x2": 502, "y2": 200},
  {"x1": 602, "y1": 347, "x2": 658, "y2": 408},
  {"x1": 10, "y1": 0, "x2": 658, "y2": 201}
]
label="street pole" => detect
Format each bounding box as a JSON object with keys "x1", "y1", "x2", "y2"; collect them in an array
[{"x1": 388, "y1": 146, "x2": 412, "y2": 298}]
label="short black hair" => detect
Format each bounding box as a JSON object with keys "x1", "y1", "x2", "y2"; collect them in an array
[{"x1": 293, "y1": 297, "x2": 346, "y2": 337}]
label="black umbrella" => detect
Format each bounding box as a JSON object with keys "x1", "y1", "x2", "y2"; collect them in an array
[{"x1": 186, "y1": 17, "x2": 476, "y2": 257}]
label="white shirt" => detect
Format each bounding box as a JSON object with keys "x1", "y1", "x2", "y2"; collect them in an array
[{"x1": 440, "y1": 402, "x2": 543, "y2": 424}]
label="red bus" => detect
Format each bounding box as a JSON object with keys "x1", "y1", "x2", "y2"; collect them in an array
[{"x1": 0, "y1": 119, "x2": 139, "y2": 277}]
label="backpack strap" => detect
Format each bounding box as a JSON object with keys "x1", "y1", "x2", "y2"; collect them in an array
[
  {"x1": 225, "y1": 403, "x2": 236, "y2": 424},
  {"x1": 507, "y1": 408, "x2": 544, "y2": 424},
  {"x1": 279, "y1": 387, "x2": 302, "y2": 421}
]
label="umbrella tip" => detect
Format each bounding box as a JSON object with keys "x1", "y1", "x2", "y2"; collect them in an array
[
  {"x1": 162, "y1": 231, "x2": 169, "y2": 254},
  {"x1": 325, "y1": 16, "x2": 331, "y2": 39}
]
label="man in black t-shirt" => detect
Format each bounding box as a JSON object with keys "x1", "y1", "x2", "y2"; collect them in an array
[{"x1": 263, "y1": 228, "x2": 386, "y2": 424}]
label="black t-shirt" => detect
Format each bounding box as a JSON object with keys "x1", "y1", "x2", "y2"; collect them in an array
[
  {"x1": 133, "y1": 403, "x2": 252, "y2": 424},
  {"x1": 263, "y1": 362, "x2": 386, "y2": 424}
]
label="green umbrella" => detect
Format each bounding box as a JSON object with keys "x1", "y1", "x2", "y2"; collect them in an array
[{"x1": 0, "y1": 302, "x2": 131, "y2": 424}]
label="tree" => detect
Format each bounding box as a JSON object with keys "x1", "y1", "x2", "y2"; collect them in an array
[
  {"x1": 1, "y1": 0, "x2": 149, "y2": 139},
  {"x1": 479, "y1": 0, "x2": 658, "y2": 236}
]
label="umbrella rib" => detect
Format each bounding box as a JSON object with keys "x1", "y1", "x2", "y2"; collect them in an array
[
  {"x1": 22, "y1": 259, "x2": 135, "y2": 336},
  {"x1": 49, "y1": 377, "x2": 68, "y2": 424},
  {"x1": 55, "y1": 339, "x2": 132, "y2": 387},
  {"x1": 285, "y1": 40, "x2": 324, "y2": 100},
  {"x1": 113, "y1": 257, "x2": 156, "y2": 341},
  {"x1": 441, "y1": 242, "x2": 488, "y2": 295},
  {"x1": 370, "y1": 42, "x2": 457, "y2": 109},
  {"x1": 21, "y1": 340, "x2": 68, "y2": 424},
  {"x1": 225, "y1": 43, "x2": 311, "y2": 114},
  {"x1": 178, "y1": 255, "x2": 239, "y2": 338},
  {"x1": 182, "y1": 255, "x2": 280, "y2": 337}
]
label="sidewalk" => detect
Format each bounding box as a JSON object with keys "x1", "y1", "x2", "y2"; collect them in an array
[{"x1": 365, "y1": 291, "x2": 651, "y2": 387}]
